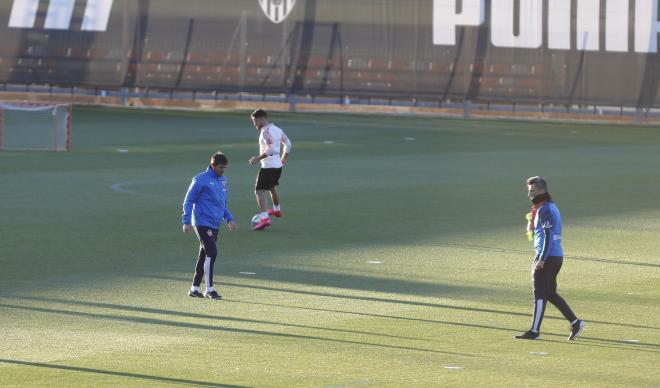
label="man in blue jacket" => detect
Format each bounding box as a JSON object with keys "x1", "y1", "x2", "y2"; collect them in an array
[
  {"x1": 182, "y1": 152, "x2": 237, "y2": 300},
  {"x1": 515, "y1": 176, "x2": 585, "y2": 340}
]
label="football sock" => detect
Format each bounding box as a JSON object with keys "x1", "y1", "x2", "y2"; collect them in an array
[
  {"x1": 190, "y1": 286, "x2": 199, "y2": 292},
  {"x1": 273, "y1": 205, "x2": 280, "y2": 211},
  {"x1": 571, "y1": 319, "x2": 579, "y2": 325},
  {"x1": 206, "y1": 287, "x2": 215, "y2": 293},
  {"x1": 260, "y1": 211, "x2": 269, "y2": 219}
]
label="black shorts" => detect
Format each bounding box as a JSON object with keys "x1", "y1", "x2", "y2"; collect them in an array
[{"x1": 255, "y1": 168, "x2": 282, "y2": 190}]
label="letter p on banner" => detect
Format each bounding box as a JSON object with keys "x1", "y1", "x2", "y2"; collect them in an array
[{"x1": 433, "y1": 0, "x2": 485, "y2": 45}]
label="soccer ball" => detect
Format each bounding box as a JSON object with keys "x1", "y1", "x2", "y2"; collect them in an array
[{"x1": 250, "y1": 214, "x2": 261, "y2": 228}]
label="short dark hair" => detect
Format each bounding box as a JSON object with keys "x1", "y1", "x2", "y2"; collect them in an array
[
  {"x1": 526, "y1": 176, "x2": 547, "y2": 190},
  {"x1": 210, "y1": 152, "x2": 228, "y2": 166},
  {"x1": 251, "y1": 109, "x2": 268, "y2": 119}
]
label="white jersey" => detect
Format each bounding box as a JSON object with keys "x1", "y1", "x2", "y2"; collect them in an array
[{"x1": 259, "y1": 123, "x2": 291, "y2": 168}]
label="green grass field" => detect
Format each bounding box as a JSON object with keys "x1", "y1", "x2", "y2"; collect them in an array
[{"x1": 1, "y1": 107, "x2": 659, "y2": 387}]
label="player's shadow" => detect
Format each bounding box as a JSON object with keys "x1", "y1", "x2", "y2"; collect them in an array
[
  {"x1": 9, "y1": 296, "x2": 431, "y2": 343},
  {"x1": 0, "y1": 303, "x2": 465, "y2": 356},
  {"x1": 9, "y1": 298, "x2": 656, "y2": 356},
  {"x1": 0, "y1": 358, "x2": 247, "y2": 387},
  {"x1": 223, "y1": 299, "x2": 660, "y2": 354},
  {"x1": 150, "y1": 274, "x2": 660, "y2": 332},
  {"x1": 224, "y1": 279, "x2": 659, "y2": 332},
  {"x1": 220, "y1": 265, "x2": 501, "y2": 299}
]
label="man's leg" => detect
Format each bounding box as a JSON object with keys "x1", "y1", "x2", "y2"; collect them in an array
[
  {"x1": 253, "y1": 189, "x2": 272, "y2": 230},
  {"x1": 270, "y1": 186, "x2": 280, "y2": 207},
  {"x1": 530, "y1": 297, "x2": 547, "y2": 333},
  {"x1": 531, "y1": 264, "x2": 550, "y2": 333},
  {"x1": 545, "y1": 257, "x2": 584, "y2": 340},
  {"x1": 192, "y1": 244, "x2": 206, "y2": 287},
  {"x1": 546, "y1": 258, "x2": 578, "y2": 323},
  {"x1": 516, "y1": 262, "x2": 548, "y2": 339},
  {"x1": 268, "y1": 186, "x2": 283, "y2": 217},
  {"x1": 253, "y1": 169, "x2": 273, "y2": 230},
  {"x1": 189, "y1": 244, "x2": 206, "y2": 297},
  {"x1": 255, "y1": 189, "x2": 268, "y2": 212},
  {"x1": 194, "y1": 227, "x2": 221, "y2": 299},
  {"x1": 267, "y1": 168, "x2": 283, "y2": 217}
]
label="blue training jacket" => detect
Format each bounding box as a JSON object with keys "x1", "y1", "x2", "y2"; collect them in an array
[
  {"x1": 533, "y1": 201, "x2": 563, "y2": 260},
  {"x1": 182, "y1": 166, "x2": 234, "y2": 228}
]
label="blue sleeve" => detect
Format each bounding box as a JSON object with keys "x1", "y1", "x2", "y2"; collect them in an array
[
  {"x1": 223, "y1": 188, "x2": 234, "y2": 223},
  {"x1": 182, "y1": 177, "x2": 202, "y2": 224},
  {"x1": 223, "y1": 208, "x2": 234, "y2": 223},
  {"x1": 537, "y1": 207, "x2": 553, "y2": 261}
]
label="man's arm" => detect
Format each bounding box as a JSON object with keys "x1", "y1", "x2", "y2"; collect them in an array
[
  {"x1": 249, "y1": 152, "x2": 268, "y2": 165},
  {"x1": 280, "y1": 132, "x2": 291, "y2": 165},
  {"x1": 223, "y1": 207, "x2": 236, "y2": 231},
  {"x1": 182, "y1": 177, "x2": 202, "y2": 230},
  {"x1": 536, "y1": 206, "x2": 553, "y2": 262},
  {"x1": 250, "y1": 130, "x2": 274, "y2": 165}
]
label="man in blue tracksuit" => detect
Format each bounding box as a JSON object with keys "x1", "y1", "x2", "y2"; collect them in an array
[
  {"x1": 182, "y1": 152, "x2": 237, "y2": 300},
  {"x1": 515, "y1": 176, "x2": 585, "y2": 340}
]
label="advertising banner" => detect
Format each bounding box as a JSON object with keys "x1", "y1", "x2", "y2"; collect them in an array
[{"x1": 0, "y1": 0, "x2": 659, "y2": 107}]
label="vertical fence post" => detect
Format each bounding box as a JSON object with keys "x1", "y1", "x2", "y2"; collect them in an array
[
  {"x1": 239, "y1": 11, "x2": 247, "y2": 91},
  {"x1": 463, "y1": 99, "x2": 471, "y2": 118},
  {"x1": 289, "y1": 94, "x2": 297, "y2": 112}
]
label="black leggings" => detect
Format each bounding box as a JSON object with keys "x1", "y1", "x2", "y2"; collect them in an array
[
  {"x1": 192, "y1": 226, "x2": 218, "y2": 288},
  {"x1": 530, "y1": 256, "x2": 577, "y2": 331}
]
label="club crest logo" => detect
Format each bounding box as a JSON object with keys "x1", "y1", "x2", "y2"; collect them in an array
[
  {"x1": 207, "y1": 229, "x2": 213, "y2": 237},
  {"x1": 258, "y1": 0, "x2": 296, "y2": 24}
]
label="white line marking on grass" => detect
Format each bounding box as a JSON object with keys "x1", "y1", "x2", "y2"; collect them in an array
[
  {"x1": 117, "y1": 149, "x2": 129, "y2": 153},
  {"x1": 366, "y1": 260, "x2": 382, "y2": 264},
  {"x1": 530, "y1": 352, "x2": 549, "y2": 356},
  {"x1": 323, "y1": 140, "x2": 335, "y2": 144},
  {"x1": 627, "y1": 292, "x2": 642, "y2": 295},
  {"x1": 403, "y1": 137, "x2": 416, "y2": 141},
  {"x1": 443, "y1": 366, "x2": 464, "y2": 370},
  {"x1": 624, "y1": 339, "x2": 640, "y2": 343},
  {"x1": 109, "y1": 179, "x2": 175, "y2": 198},
  {"x1": 239, "y1": 272, "x2": 256, "y2": 275}
]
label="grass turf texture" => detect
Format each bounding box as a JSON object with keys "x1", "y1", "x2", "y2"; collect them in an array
[{"x1": 1, "y1": 107, "x2": 659, "y2": 387}]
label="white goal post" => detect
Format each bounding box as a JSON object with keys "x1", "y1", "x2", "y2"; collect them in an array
[{"x1": 0, "y1": 102, "x2": 72, "y2": 152}]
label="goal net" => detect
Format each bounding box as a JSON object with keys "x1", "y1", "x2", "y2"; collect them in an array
[{"x1": 0, "y1": 103, "x2": 71, "y2": 151}]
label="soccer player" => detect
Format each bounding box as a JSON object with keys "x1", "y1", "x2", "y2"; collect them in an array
[
  {"x1": 248, "y1": 109, "x2": 292, "y2": 230},
  {"x1": 515, "y1": 176, "x2": 585, "y2": 340},
  {"x1": 182, "y1": 152, "x2": 237, "y2": 300}
]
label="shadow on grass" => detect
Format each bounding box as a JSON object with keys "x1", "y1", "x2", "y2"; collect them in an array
[
  {"x1": 578, "y1": 336, "x2": 660, "y2": 350},
  {"x1": 17, "y1": 295, "x2": 654, "y2": 354},
  {"x1": 522, "y1": 334, "x2": 660, "y2": 353},
  {"x1": 151, "y1": 273, "x2": 536, "y2": 316},
  {"x1": 0, "y1": 303, "x2": 464, "y2": 356},
  {"x1": 194, "y1": 279, "x2": 657, "y2": 332},
  {"x1": 222, "y1": 266, "x2": 498, "y2": 299},
  {"x1": 224, "y1": 300, "x2": 660, "y2": 354},
  {"x1": 0, "y1": 359, "x2": 248, "y2": 387},
  {"x1": 10, "y1": 296, "x2": 427, "y2": 342},
  {"x1": 227, "y1": 298, "x2": 524, "y2": 332},
  {"x1": 441, "y1": 243, "x2": 660, "y2": 268}
]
